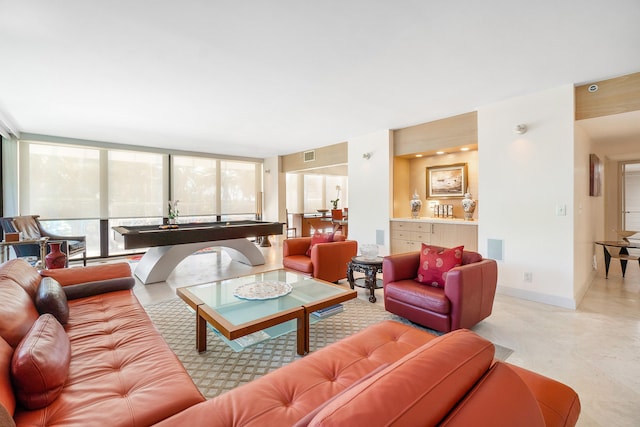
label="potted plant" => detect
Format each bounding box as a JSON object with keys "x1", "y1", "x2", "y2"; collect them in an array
[{"x1": 168, "y1": 200, "x2": 180, "y2": 224}]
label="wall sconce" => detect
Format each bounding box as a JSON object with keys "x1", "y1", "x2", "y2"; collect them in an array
[
  {"x1": 514, "y1": 124, "x2": 528, "y2": 134},
  {"x1": 362, "y1": 152, "x2": 372, "y2": 160}
]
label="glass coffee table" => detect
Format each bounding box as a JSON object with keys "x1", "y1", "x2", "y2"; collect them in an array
[{"x1": 177, "y1": 269, "x2": 357, "y2": 355}]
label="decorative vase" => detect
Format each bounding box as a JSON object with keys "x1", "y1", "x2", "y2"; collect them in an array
[
  {"x1": 45, "y1": 242, "x2": 67, "y2": 269},
  {"x1": 461, "y1": 191, "x2": 477, "y2": 220},
  {"x1": 169, "y1": 217, "x2": 177, "y2": 225},
  {"x1": 410, "y1": 191, "x2": 422, "y2": 219}
]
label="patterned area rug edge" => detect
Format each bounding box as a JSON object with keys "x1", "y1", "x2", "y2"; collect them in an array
[{"x1": 144, "y1": 297, "x2": 513, "y2": 399}]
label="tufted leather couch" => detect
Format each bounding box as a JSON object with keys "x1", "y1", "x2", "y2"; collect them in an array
[
  {"x1": 383, "y1": 247, "x2": 498, "y2": 332},
  {"x1": 155, "y1": 320, "x2": 580, "y2": 426},
  {"x1": 0, "y1": 259, "x2": 205, "y2": 426},
  {"x1": 283, "y1": 236, "x2": 357, "y2": 283}
]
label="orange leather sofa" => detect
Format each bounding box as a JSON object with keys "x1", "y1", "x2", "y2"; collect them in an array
[
  {"x1": 383, "y1": 247, "x2": 498, "y2": 332},
  {"x1": 156, "y1": 320, "x2": 580, "y2": 426},
  {"x1": 282, "y1": 236, "x2": 357, "y2": 283},
  {"x1": 0, "y1": 259, "x2": 205, "y2": 426}
]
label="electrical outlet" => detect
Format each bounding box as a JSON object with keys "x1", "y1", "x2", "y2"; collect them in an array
[{"x1": 524, "y1": 272, "x2": 533, "y2": 283}]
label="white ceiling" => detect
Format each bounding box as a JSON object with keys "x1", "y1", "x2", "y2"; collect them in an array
[{"x1": 1, "y1": 1, "x2": 639, "y2": 158}]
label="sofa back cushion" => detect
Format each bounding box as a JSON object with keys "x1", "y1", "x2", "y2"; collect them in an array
[
  {"x1": 0, "y1": 259, "x2": 42, "y2": 299},
  {"x1": 0, "y1": 279, "x2": 39, "y2": 348},
  {"x1": 308, "y1": 329, "x2": 495, "y2": 426},
  {"x1": 11, "y1": 314, "x2": 71, "y2": 410},
  {"x1": 40, "y1": 262, "x2": 132, "y2": 286},
  {"x1": 0, "y1": 337, "x2": 16, "y2": 417}
]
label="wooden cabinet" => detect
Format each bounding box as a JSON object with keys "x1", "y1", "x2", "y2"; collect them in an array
[
  {"x1": 390, "y1": 221, "x2": 431, "y2": 253},
  {"x1": 390, "y1": 220, "x2": 478, "y2": 254}
]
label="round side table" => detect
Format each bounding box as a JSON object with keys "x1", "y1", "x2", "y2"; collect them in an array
[{"x1": 346, "y1": 256, "x2": 383, "y2": 303}]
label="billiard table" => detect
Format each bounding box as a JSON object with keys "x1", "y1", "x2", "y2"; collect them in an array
[{"x1": 113, "y1": 220, "x2": 283, "y2": 284}]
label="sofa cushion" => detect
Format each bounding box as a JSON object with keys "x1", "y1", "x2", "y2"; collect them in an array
[
  {"x1": 416, "y1": 244, "x2": 464, "y2": 287},
  {"x1": 384, "y1": 280, "x2": 451, "y2": 315},
  {"x1": 153, "y1": 320, "x2": 437, "y2": 427},
  {"x1": 12, "y1": 290, "x2": 205, "y2": 426},
  {"x1": 0, "y1": 259, "x2": 42, "y2": 298},
  {"x1": 292, "y1": 363, "x2": 390, "y2": 427},
  {"x1": 283, "y1": 255, "x2": 314, "y2": 274},
  {"x1": 0, "y1": 337, "x2": 16, "y2": 417},
  {"x1": 11, "y1": 314, "x2": 70, "y2": 410},
  {"x1": 0, "y1": 280, "x2": 39, "y2": 348},
  {"x1": 35, "y1": 278, "x2": 69, "y2": 325},
  {"x1": 306, "y1": 232, "x2": 334, "y2": 256},
  {"x1": 307, "y1": 329, "x2": 494, "y2": 427}
]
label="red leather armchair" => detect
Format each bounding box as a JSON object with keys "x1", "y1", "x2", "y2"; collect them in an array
[
  {"x1": 383, "y1": 247, "x2": 498, "y2": 332},
  {"x1": 282, "y1": 236, "x2": 357, "y2": 283}
]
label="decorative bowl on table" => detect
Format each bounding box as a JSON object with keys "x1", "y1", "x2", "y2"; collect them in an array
[
  {"x1": 360, "y1": 244, "x2": 379, "y2": 261},
  {"x1": 616, "y1": 230, "x2": 637, "y2": 242}
]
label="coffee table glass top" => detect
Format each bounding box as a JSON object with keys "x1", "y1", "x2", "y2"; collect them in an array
[{"x1": 183, "y1": 269, "x2": 349, "y2": 326}]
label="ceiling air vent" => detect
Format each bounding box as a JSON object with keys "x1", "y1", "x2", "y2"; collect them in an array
[{"x1": 303, "y1": 150, "x2": 316, "y2": 162}]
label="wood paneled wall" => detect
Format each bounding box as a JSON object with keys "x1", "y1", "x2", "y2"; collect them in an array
[
  {"x1": 575, "y1": 72, "x2": 640, "y2": 120},
  {"x1": 393, "y1": 112, "x2": 477, "y2": 157}
]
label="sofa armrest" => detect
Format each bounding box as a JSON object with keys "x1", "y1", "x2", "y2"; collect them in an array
[
  {"x1": 506, "y1": 363, "x2": 581, "y2": 427},
  {"x1": 382, "y1": 252, "x2": 421, "y2": 285},
  {"x1": 444, "y1": 259, "x2": 498, "y2": 330},
  {"x1": 283, "y1": 237, "x2": 312, "y2": 257}
]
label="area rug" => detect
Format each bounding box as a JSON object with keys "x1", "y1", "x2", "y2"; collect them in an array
[{"x1": 144, "y1": 297, "x2": 513, "y2": 399}]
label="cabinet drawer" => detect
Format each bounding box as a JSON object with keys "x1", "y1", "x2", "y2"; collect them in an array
[
  {"x1": 393, "y1": 230, "x2": 411, "y2": 240},
  {"x1": 411, "y1": 232, "x2": 429, "y2": 243},
  {"x1": 391, "y1": 221, "x2": 412, "y2": 231},
  {"x1": 413, "y1": 222, "x2": 431, "y2": 232}
]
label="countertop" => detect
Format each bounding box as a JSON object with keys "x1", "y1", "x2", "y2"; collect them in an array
[{"x1": 391, "y1": 217, "x2": 478, "y2": 225}]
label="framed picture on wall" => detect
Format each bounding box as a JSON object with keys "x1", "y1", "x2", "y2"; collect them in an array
[
  {"x1": 589, "y1": 153, "x2": 602, "y2": 197},
  {"x1": 426, "y1": 163, "x2": 467, "y2": 198}
]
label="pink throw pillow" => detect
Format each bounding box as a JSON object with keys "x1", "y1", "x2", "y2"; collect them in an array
[
  {"x1": 416, "y1": 244, "x2": 464, "y2": 288},
  {"x1": 306, "y1": 232, "x2": 334, "y2": 256}
]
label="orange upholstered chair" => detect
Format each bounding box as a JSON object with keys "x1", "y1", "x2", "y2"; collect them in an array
[{"x1": 282, "y1": 235, "x2": 357, "y2": 283}]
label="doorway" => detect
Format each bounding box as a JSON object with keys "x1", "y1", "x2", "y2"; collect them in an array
[{"x1": 622, "y1": 161, "x2": 640, "y2": 250}]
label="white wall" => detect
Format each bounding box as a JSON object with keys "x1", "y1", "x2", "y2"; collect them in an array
[
  {"x1": 347, "y1": 130, "x2": 393, "y2": 255},
  {"x1": 262, "y1": 155, "x2": 283, "y2": 224},
  {"x1": 478, "y1": 85, "x2": 577, "y2": 308},
  {"x1": 573, "y1": 125, "x2": 601, "y2": 305}
]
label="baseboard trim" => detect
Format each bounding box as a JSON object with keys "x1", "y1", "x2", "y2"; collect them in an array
[{"x1": 496, "y1": 286, "x2": 577, "y2": 310}]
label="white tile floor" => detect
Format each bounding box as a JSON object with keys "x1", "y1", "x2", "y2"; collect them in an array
[{"x1": 117, "y1": 237, "x2": 639, "y2": 427}]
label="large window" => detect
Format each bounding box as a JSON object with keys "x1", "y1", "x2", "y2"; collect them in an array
[
  {"x1": 109, "y1": 150, "x2": 164, "y2": 218},
  {"x1": 172, "y1": 155, "x2": 217, "y2": 216},
  {"x1": 221, "y1": 160, "x2": 257, "y2": 214},
  {"x1": 17, "y1": 140, "x2": 262, "y2": 260},
  {"x1": 26, "y1": 144, "x2": 100, "y2": 218}
]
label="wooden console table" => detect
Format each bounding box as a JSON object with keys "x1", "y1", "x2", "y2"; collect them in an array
[{"x1": 595, "y1": 241, "x2": 640, "y2": 278}]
